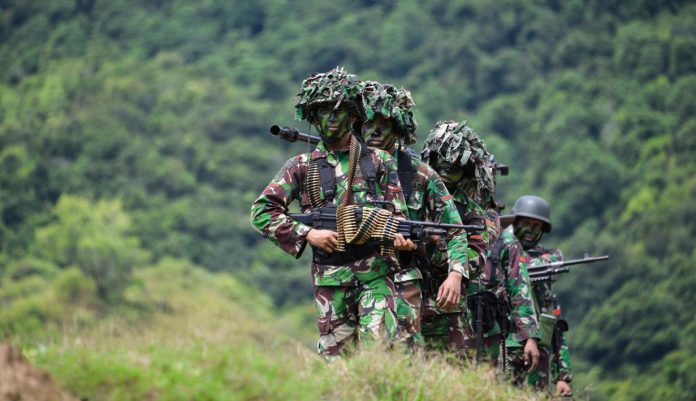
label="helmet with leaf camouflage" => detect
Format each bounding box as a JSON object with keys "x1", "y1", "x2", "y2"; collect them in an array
[
  {"x1": 422, "y1": 120, "x2": 494, "y2": 201},
  {"x1": 294, "y1": 67, "x2": 367, "y2": 123},
  {"x1": 363, "y1": 81, "x2": 418, "y2": 145}
]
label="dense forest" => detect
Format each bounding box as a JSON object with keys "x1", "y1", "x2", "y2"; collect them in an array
[{"x1": 1, "y1": 1, "x2": 695, "y2": 399}]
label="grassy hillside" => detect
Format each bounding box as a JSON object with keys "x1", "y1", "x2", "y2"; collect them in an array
[
  {"x1": 6, "y1": 260, "x2": 538, "y2": 401},
  {"x1": 1, "y1": 1, "x2": 695, "y2": 399}
]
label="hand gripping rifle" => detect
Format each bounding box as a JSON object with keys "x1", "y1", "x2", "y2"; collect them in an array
[
  {"x1": 527, "y1": 255, "x2": 610, "y2": 282},
  {"x1": 270, "y1": 125, "x2": 320, "y2": 145}
]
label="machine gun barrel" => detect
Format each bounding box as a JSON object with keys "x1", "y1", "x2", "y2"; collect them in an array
[
  {"x1": 527, "y1": 255, "x2": 610, "y2": 282},
  {"x1": 270, "y1": 125, "x2": 321, "y2": 145}
]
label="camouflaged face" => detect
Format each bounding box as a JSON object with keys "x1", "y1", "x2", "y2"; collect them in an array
[
  {"x1": 363, "y1": 81, "x2": 418, "y2": 145},
  {"x1": 422, "y1": 121, "x2": 495, "y2": 201},
  {"x1": 294, "y1": 66, "x2": 367, "y2": 122}
]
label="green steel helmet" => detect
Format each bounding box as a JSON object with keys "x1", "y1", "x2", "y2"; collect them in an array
[
  {"x1": 422, "y1": 120, "x2": 494, "y2": 200},
  {"x1": 363, "y1": 81, "x2": 418, "y2": 145},
  {"x1": 510, "y1": 195, "x2": 552, "y2": 232},
  {"x1": 293, "y1": 67, "x2": 366, "y2": 123}
]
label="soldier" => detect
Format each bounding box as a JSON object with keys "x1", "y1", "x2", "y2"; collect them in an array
[
  {"x1": 502, "y1": 196, "x2": 573, "y2": 396},
  {"x1": 250, "y1": 67, "x2": 415, "y2": 357},
  {"x1": 360, "y1": 82, "x2": 469, "y2": 349},
  {"x1": 419, "y1": 121, "x2": 491, "y2": 355}
]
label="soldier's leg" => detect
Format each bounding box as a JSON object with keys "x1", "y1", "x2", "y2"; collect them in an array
[
  {"x1": 505, "y1": 346, "x2": 528, "y2": 386},
  {"x1": 422, "y1": 312, "x2": 467, "y2": 355},
  {"x1": 394, "y1": 278, "x2": 424, "y2": 349},
  {"x1": 357, "y1": 274, "x2": 398, "y2": 346},
  {"x1": 315, "y1": 285, "x2": 359, "y2": 357}
]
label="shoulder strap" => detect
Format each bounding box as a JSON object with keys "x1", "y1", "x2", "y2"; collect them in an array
[
  {"x1": 396, "y1": 149, "x2": 413, "y2": 202},
  {"x1": 358, "y1": 143, "x2": 378, "y2": 197},
  {"x1": 315, "y1": 156, "x2": 336, "y2": 204},
  {"x1": 489, "y1": 236, "x2": 505, "y2": 284}
]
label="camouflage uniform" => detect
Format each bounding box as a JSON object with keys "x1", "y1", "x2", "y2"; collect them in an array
[
  {"x1": 361, "y1": 82, "x2": 469, "y2": 349},
  {"x1": 420, "y1": 121, "x2": 491, "y2": 354},
  {"x1": 395, "y1": 157, "x2": 469, "y2": 349},
  {"x1": 250, "y1": 68, "x2": 408, "y2": 357},
  {"x1": 525, "y1": 245, "x2": 573, "y2": 390}
]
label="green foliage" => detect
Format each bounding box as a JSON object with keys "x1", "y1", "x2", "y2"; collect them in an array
[
  {"x1": 33, "y1": 195, "x2": 148, "y2": 301},
  {"x1": 0, "y1": 1, "x2": 695, "y2": 399}
]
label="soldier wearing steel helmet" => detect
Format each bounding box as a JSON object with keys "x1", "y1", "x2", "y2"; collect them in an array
[
  {"x1": 360, "y1": 81, "x2": 470, "y2": 349},
  {"x1": 250, "y1": 67, "x2": 415, "y2": 357},
  {"x1": 502, "y1": 196, "x2": 573, "y2": 396},
  {"x1": 419, "y1": 120, "x2": 493, "y2": 355}
]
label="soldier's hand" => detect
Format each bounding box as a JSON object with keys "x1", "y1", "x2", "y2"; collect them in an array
[
  {"x1": 437, "y1": 271, "x2": 462, "y2": 309},
  {"x1": 307, "y1": 229, "x2": 339, "y2": 253},
  {"x1": 556, "y1": 380, "x2": 572, "y2": 396},
  {"x1": 394, "y1": 233, "x2": 417, "y2": 251},
  {"x1": 523, "y1": 338, "x2": 540, "y2": 371}
]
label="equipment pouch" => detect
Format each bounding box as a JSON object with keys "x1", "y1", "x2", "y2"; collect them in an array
[{"x1": 539, "y1": 313, "x2": 557, "y2": 347}]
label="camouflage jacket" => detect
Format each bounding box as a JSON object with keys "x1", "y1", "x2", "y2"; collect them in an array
[
  {"x1": 526, "y1": 244, "x2": 572, "y2": 382},
  {"x1": 393, "y1": 151, "x2": 468, "y2": 283},
  {"x1": 424, "y1": 190, "x2": 489, "y2": 315},
  {"x1": 250, "y1": 141, "x2": 408, "y2": 287},
  {"x1": 474, "y1": 225, "x2": 540, "y2": 345}
]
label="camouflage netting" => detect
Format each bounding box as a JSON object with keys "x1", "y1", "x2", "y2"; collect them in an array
[
  {"x1": 422, "y1": 120, "x2": 494, "y2": 200},
  {"x1": 294, "y1": 66, "x2": 367, "y2": 122},
  {"x1": 363, "y1": 81, "x2": 418, "y2": 145}
]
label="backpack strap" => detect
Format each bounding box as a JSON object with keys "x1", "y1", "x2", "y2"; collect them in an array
[
  {"x1": 315, "y1": 156, "x2": 336, "y2": 204},
  {"x1": 396, "y1": 149, "x2": 413, "y2": 202}
]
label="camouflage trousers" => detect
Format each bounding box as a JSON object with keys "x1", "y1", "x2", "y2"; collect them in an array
[
  {"x1": 464, "y1": 332, "x2": 503, "y2": 367},
  {"x1": 314, "y1": 275, "x2": 398, "y2": 357},
  {"x1": 506, "y1": 346, "x2": 550, "y2": 391},
  {"x1": 421, "y1": 312, "x2": 469, "y2": 355},
  {"x1": 394, "y1": 278, "x2": 424, "y2": 349}
]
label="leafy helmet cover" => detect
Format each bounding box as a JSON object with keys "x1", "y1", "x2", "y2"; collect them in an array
[
  {"x1": 294, "y1": 67, "x2": 367, "y2": 122},
  {"x1": 422, "y1": 120, "x2": 494, "y2": 200},
  {"x1": 363, "y1": 80, "x2": 418, "y2": 145}
]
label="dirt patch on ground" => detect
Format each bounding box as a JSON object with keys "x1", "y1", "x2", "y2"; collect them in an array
[{"x1": 0, "y1": 343, "x2": 79, "y2": 401}]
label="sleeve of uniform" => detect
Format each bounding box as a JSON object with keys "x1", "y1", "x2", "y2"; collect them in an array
[
  {"x1": 505, "y1": 241, "x2": 541, "y2": 342},
  {"x1": 557, "y1": 333, "x2": 573, "y2": 382},
  {"x1": 463, "y1": 201, "x2": 490, "y2": 278},
  {"x1": 250, "y1": 156, "x2": 312, "y2": 257},
  {"x1": 375, "y1": 150, "x2": 407, "y2": 218},
  {"x1": 424, "y1": 167, "x2": 468, "y2": 278}
]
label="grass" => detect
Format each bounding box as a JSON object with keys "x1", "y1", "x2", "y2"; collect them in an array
[{"x1": 7, "y1": 259, "x2": 541, "y2": 401}]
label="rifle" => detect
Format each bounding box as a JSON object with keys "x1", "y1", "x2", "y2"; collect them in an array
[
  {"x1": 288, "y1": 206, "x2": 484, "y2": 242},
  {"x1": 527, "y1": 255, "x2": 610, "y2": 282},
  {"x1": 270, "y1": 125, "x2": 320, "y2": 145}
]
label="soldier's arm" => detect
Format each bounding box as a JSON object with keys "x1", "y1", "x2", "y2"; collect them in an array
[
  {"x1": 557, "y1": 333, "x2": 573, "y2": 383},
  {"x1": 505, "y1": 241, "x2": 541, "y2": 343},
  {"x1": 422, "y1": 165, "x2": 468, "y2": 278},
  {"x1": 250, "y1": 156, "x2": 311, "y2": 257},
  {"x1": 464, "y1": 201, "x2": 490, "y2": 278}
]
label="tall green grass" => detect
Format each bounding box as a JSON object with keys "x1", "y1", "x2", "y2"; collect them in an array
[{"x1": 9, "y1": 260, "x2": 540, "y2": 401}]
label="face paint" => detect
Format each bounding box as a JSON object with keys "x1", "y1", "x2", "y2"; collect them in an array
[
  {"x1": 435, "y1": 161, "x2": 465, "y2": 190},
  {"x1": 361, "y1": 114, "x2": 399, "y2": 151},
  {"x1": 514, "y1": 218, "x2": 544, "y2": 249},
  {"x1": 313, "y1": 104, "x2": 353, "y2": 144}
]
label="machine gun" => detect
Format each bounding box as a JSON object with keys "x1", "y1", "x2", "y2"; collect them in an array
[
  {"x1": 527, "y1": 255, "x2": 610, "y2": 282},
  {"x1": 289, "y1": 206, "x2": 483, "y2": 265},
  {"x1": 288, "y1": 206, "x2": 484, "y2": 242},
  {"x1": 270, "y1": 125, "x2": 320, "y2": 145}
]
